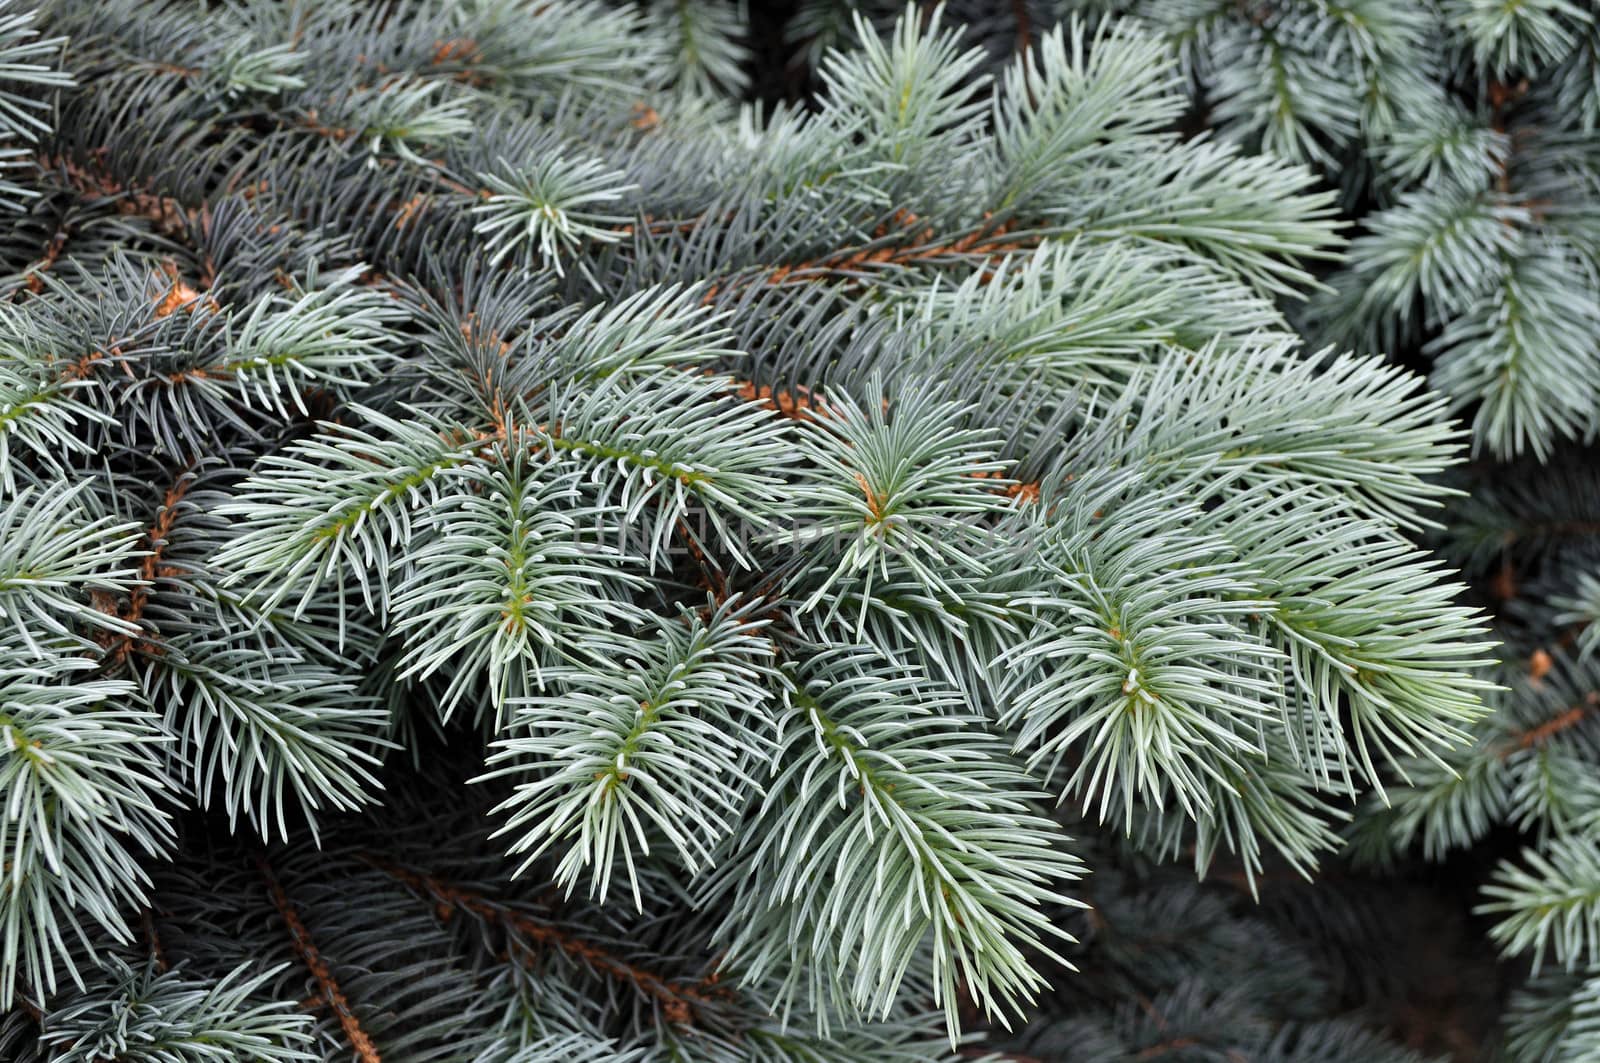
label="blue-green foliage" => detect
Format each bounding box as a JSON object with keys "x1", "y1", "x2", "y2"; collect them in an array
[{"x1": 0, "y1": 1, "x2": 1503, "y2": 1059}]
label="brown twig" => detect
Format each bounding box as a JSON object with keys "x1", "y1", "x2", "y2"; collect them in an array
[
  {"x1": 363, "y1": 857, "x2": 729, "y2": 1024},
  {"x1": 1126, "y1": 993, "x2": 1242, "y2": 1060},
  {"x1": 140, "y1": 907, "x2": 169, "y2": 971},
  {"x1": 676, "y1": 515, "x2": 729, "y2": 606},
  {"x1": 1501, "y1": 692, "x2": 1600, "y2": 758},
  {"x1": 1487, "y1": 79, "x2": 1530, "y2": 199},
  {"x1": 701, "y1": 213, "x2": 1037, "y2": 305},
  {"x1": 95, "y1": 469, "x2": 193, "y2": 667},
  {"x1": 1011, "y1": 0, "x2": 1032, "y2": 55},
  {"x1": 24, "y1": 224, "x2": 70, "y2": 294},
  {"x1": 1506, "y1": 521, "x2": 1600, "y2": 544},
  {"x1": 258, "y1": 855, "x2": 382, "y2": 1063}
]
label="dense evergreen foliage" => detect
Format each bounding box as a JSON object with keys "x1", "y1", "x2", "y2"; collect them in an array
[{"x1": 0, "y1": 0, "x2": 1592, "y2": 1059}]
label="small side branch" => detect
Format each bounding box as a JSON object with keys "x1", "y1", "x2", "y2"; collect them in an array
[
  {"x1": 702, "y1": 213, "x2": 1039, "y2": 304},
  {"x1": 365, "y1": 857, "x2": 729, "y2": 1024},
  {"x1": 140, "y1": 907, "x2": 169, "y2": 971},
  {"x1": 1011, "y1": 0, "x2": 1032, "y2": 56},
  {"x1": 258, "y1": 855, "x2": 381, "y2": 1063},
  {"x1": 1501, "y1": 692, "x2": 1600, "y2": 758},
  {"x1": 96, "y1": 468, "x2": 194, "y2": 667}
]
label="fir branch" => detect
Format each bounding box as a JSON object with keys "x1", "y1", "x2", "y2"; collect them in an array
[
  {"x1": 363, "y1": 856, "x2": 728, "y2": 1025},
  {"x1": 701, "y1": 212, "x2": 1038, "y2": 305},
  {"x1": 1501, "y1": 692, "x2": 1600, "y2": 758},
  {"x1": 485, "y1": 599, "x2": 778, "y2": 904},
  {"x1": 0, "y1": 0, "x2": 1525, "y2": 1051},
  {"x1": 256, "y1": 855, "x2": 380, "y2": 1063},
  {"x1": 97, "y1": 466, "x2": 194, "y2": 668}
]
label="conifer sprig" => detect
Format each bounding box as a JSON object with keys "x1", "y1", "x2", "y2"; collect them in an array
[{"x1": 0, "y1": 1, "x2": 1500, "y2": 1058}]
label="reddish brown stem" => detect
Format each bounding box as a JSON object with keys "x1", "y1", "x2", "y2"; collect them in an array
[
  {"x1": 95, "y1": 471, "x2": 193, "y2": 666},
  {"x1": 365, "y1": 857, "x2": 728, "y2": 1024},
  {"x1": 258, "y1": 855, "x2": 382, "y2": 1063},
  {"x1": 701, "y1": 214, "x2": 1038, "y2": 304},
  {"x1": 1502, "y1": 692, "x2": 1600, "y2": 758}
]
